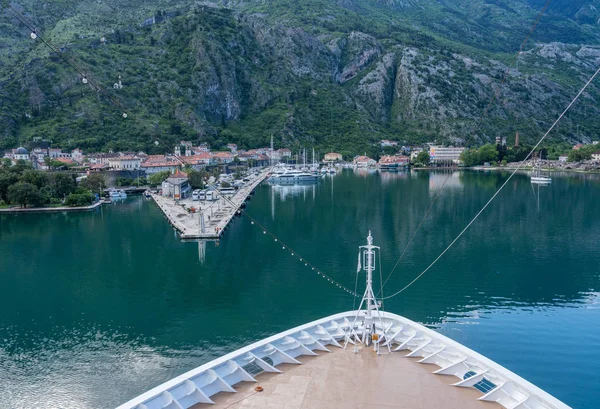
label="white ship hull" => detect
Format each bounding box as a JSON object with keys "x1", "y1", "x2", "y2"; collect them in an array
[
  {"x1": 117, "y1": 310, "x2": 570, "y2": 409},
  {"x1": 531, "y1": 176, "x2": 552, "y2": 184}
]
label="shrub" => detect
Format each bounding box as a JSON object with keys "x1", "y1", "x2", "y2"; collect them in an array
[{"x1": 65, "y1": 192, "x2": 92, "y2": 207}]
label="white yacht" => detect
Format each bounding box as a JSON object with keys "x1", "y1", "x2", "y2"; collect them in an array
[
  {"x1": 531, "y1": 161, "x2": 552, "y2": 184},
  {"x1": 116, "y1": 233, "x2": 570, "y2": 409},
  {"x1": 109, "y1": 189, "x2": 127, "y2": 198},
  {"x1": 268, "y1": 168, "x2": 320, "y2": 184}
]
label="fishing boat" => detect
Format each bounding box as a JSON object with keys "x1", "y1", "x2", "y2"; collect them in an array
[{"x1": 116, "y1": 232, "x2": 570, "y2": 409}]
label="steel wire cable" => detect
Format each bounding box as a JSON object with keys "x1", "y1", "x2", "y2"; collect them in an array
[
  {"x1": 378, "y1": 0, "x2": 552, "y2": 295},
  {"x1": 1, "y1": 0, "x2": 135, "y2": 119},
  {"x1": 381, "y1": 64, "x2": 600, "y2": 301}
]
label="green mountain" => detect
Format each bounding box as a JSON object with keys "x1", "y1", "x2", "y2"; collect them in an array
[{"x1": 1, "y1": 0, "x2": 599, "y2": 156}]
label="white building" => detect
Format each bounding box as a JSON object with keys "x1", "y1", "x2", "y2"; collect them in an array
[
  {"x1": 592, "y1": 152, "x2": 600, "y2": 161},
  {"x1": 162, "y1": 170, "x2": 191, "y2": 199},
  {"x1": 429, "y1": 146, "x2": 465, "y2": 164},
  {"x1": 410, "y1": 148, "x2": 423, "y2": 161},
  {"x1": 558, "y1": 155, "x2": 568, "y2": 163},
  {"x1": 48, "y1": 148, "x2": 71, "y2": 159},
  {"x1": 380, "y1": 140, "x2": 398, "y2": 148},
  {"x1": 353, "y1": 155, "x2": 376, "y2": 168},
  {"x1": 108, "y1": 156, "x2": 142, "y2": 170},
  {"x1": 141, "y1": 161, "x2": 180, "y2": 175},
  {"x1": 324, "y1": 152, "x2": 343, "y2": 162},
  {"x1": 71, "y1": 149, "x2": 84, "y2": 163},
  {"x1": 12, "y1": 147, "x2": 30, "y2": 161}
]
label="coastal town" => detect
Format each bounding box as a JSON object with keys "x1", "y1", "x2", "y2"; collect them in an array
[{"x1": 3, "y1": 137, "x2": 600, "y2": 236}]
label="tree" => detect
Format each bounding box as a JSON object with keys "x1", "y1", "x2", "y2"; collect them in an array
[
  {"x1": 0, "y1": 170, "x2": 18, "y2": 202},
  {"x1": 47, "y1": 159, "x2": 68, "y2": 170},
  {"x1": 8, "y1": 182, "x2": 41, "y2": 208},
  {"x1": 20, "y1": 169, "x2": 48, "y2": 188},
  {"x1": 460, "y1": 144, "x2": 498, "y2": 166},
  {"x1": 415, "y1": 150, "x2": 430, "y2": 165},
  {"x1": 9, "y1": 160, "x2": 32, "y2": 175},
  {"x1": 568, "y1": 149, "x2": 590, "y2": 162},
  {"x1": 51, "y1": 173, "x2": 76, "y2": 198},
  {"x1": 65, "y1": 191, "x2": 92, "y2": 207},
  {"x1": 187, "y1": 170, "x2": 205, "y2": 189},
  {"x1": 477, "y1": 144, "x2": 499, "y2": 164},
  {"x1": 115, "y1": 177, "x2": 133, "y2": 187},
  {"x1": 80, "y1": 173, "x2": 106, "y2": 193},
  {"x1": 148, "y1": 171, "x2": 171, "y2": 187},
  {"x1": 132, "y1": 176, "x2": 147, "y2": 186}
]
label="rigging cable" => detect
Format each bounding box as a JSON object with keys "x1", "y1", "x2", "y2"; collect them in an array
[
  {"x1": 381, "y1": 64, "x2": 600, "y2": 301},
  {"x1": 378, "y1": 0, "x2": 552, "y2": 295}
]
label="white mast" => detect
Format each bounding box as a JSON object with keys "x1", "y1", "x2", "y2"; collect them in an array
[
  {"x1": 361, "y1": 231, "x2": 379, "y2": 319},
  {"x1": 270, "y1": 134, "x2": 274, "y2": 167},
  {"x1": 345, "y1": 231, "x2": 390, "y2": 353}
]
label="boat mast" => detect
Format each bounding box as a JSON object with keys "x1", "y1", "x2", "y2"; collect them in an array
[
  {"x1": 361, "y1": 231, "x2": 379, "y2": 318},
  {"x1": 345, "y1": 231, "x2": 390, "y2": 352}
]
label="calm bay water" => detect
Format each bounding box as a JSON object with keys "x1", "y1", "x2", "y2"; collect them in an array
[{"x1": 1, "y1": 170, "x2": 599, "y2": 409}]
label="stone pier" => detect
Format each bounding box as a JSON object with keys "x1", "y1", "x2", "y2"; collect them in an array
[{"x1": 151, "y1": 168, "x2": 270, "y2": 239}]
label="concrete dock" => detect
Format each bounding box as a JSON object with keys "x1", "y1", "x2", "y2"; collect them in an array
[{"x1": 151, "y1": 168, "x2": 270, "y2": 239}]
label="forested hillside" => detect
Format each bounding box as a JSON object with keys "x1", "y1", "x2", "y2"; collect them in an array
[{"x1": 0, "y1": 0, "x2": 599, "y2": 156}]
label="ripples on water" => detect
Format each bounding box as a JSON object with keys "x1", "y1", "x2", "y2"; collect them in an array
[{"x1": 1, "y1": 170, "x2": 599, "y2": 408}]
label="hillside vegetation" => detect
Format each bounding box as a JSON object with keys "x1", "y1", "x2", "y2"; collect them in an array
[{"x1": 0, "y1": 0, "x2": 599, "y2": 155}]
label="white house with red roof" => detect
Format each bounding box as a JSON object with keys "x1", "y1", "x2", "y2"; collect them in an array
[
  {"x1": 212, "y1": 151, "x2": 235, "y2": 164},
  {"x1": 180, "y1": 152, "x2": 215, "y2": 170},
  {"x1": 353, "y1": 155, "x2": 376, "y2": 168},
  {"x1": 378, "y1": 155, "x2": 409, "y2": 170},
  {"x1": 162, "y1": 170, "x2": 191, "y2": 199}
]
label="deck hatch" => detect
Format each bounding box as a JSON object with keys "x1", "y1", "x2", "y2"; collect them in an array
[
  {"x1": 473, "y1": 377, "x2": 497, "y2": 393},
  {"x1": 242, "y1": 361, "x2": 264, "y2": 376},
  {"x1": 464, "y1": 370, "x2": 477, "y2": 380}
]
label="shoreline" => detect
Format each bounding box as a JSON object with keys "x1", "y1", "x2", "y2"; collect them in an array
[
  {"x1": 0, "y1": 199, "x2": 106, "y2": 214},
  {"x1": 411, "y1": 165, "x2": 600, "y2": 174},
  {"x1": 470, "y1": 165, "x2": 600, "y2": 174}
]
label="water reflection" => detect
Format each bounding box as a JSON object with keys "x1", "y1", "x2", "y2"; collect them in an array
[{"x1": 428, "y1": 171, "x2": 463, "y2": 192}]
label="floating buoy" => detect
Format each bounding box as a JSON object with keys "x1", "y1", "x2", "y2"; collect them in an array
[
  {"x1": 122, "y1": 113, "x2": 128, "y2": 118},
  {"x1": 30, "y1": 32, "x2": 37, "y2": 40}
]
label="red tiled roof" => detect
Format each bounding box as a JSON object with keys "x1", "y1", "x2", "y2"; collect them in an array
[
  {"x1": 213, "y1": 151, "x2": 234, "y2": 158},
  {"x1": 355, "y1": 156, "x2": 374, "y2": 162},
  {"x1": 170, "y1": 170, "x2": 188, "y2": 179}
]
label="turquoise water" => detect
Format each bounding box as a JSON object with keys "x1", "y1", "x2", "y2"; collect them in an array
[{"x1": 1, "y1": 170, "x2": 599, "y2": 409}]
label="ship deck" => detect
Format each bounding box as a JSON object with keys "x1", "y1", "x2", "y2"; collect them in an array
[{"x1": 193, "y1": 345, "x2": 499, "y2": 409}]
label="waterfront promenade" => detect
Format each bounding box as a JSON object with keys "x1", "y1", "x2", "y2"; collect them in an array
[
  {"x1": 151, "y1": 168, "x2": 270, "y2": 239},
  {"x1": 0, "y1": 199, "x2": 105, "y2": 213}
]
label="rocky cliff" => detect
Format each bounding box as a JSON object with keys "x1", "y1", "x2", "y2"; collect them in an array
[{"x1": 0, "y1": 0, "x2": 599, "y2": 154}]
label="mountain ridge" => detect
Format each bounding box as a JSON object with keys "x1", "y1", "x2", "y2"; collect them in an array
[{"x1": 0, "y1": 0, "x2": 599, "y2": 155}]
